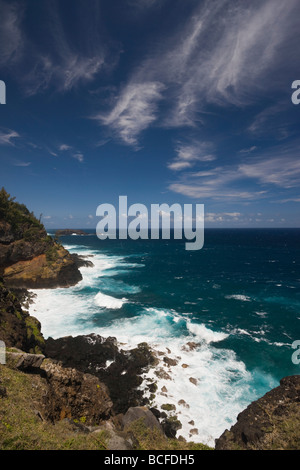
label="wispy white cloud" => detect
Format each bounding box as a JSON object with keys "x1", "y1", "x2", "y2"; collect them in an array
[
  {"x1": 275, "y1": 198, "x2": 300, "y2": 204},
  {"x1": 25, "y1": 53, "x2": 106, "y2": 96},
  {"x1": 58, "y1": 143, "x2": 84, "y2": 163},
  {"x1": 72, "y1": 153, "x2": 84, "y2": 163},
  {"x1": 99, "y1": 0, "x2": 299, "y2": 142},
  {"x1": 239, "y1": 146, "x2": 257, "y2": 155},
  {"x1": 12, "y1": 160, "x2": 31, "y2": 167},
  {"x1": 0, "y1": 129, "x2": 20, "y2": 146},
  {"x1": 169, "y1": 140, "x2": 300, "y2": 201},
  {"x1": 163, "y1": 0, "x2": 298, "y2": 119},
  {"x1": 247, "y1": 102, "x2": 293, "y2": 141},
  {"x1": 95, "y1": 81, "x2": 165, "y2": 147},
  {"x1": 205, "y1": 212, "x2": 242, "y2": 223},
  {"x1": 239, "y1": 156, "x2": 300, "y2": 189},
  {"x1": 0, "y1": 0, "x2": 24, "y2": 66},
  {"x1": 59, "y1": 144, "x2": 72, "y2": 151},
  {"x1": 1, "y1": 0, "x2": 118, "y2": 95},
  {"x1": 46, "y1": 148, "x2": 58, "y2": 157},
  {"x1": 168, "y1": 140, "x2": 216, "y2": 171},
  {"x1": 170, "y1": 182, "x2": 267, "y2": 202}
]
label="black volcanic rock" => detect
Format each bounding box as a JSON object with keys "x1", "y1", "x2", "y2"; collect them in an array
[
  {"x1": 71, "y1": 253, "x2": 94, "y2": 268},
  {"x1": 0, "y1": 278, "x2": 45, "y2": 353},
  {"x1": 45, "y1": 334, "x2": 157, "y2": 414},
  {"x1": 215, "y1": 375, "x2": 300, "y2": 450},
  {"x1": 41, "y1": 359, "x2": 113, "y2": 424}
]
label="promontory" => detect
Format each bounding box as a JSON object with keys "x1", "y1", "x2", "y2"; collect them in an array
[{"x1": 0, "y1": 188, "x2": 82, "y2": 289}]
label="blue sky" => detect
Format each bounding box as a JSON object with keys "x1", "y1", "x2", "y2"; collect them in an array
[{"x1": 0, "y1": 0, "x2": 300, "y2": 228}]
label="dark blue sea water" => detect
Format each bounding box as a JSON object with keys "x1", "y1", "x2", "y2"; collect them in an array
[{"x1": 29, "y1": 228, "x2": 300, "y2": 445}]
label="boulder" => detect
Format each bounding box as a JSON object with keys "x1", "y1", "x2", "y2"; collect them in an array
[
  {"x1": 7, "y1": 351, "x2": 45, "y2": 370},
  {"x1": 163, "y1": 356, "x2": 178, "y2": 367},
  {"x1": 41, "y1": 359, "x2": 113, "y2": 424},
  {"x1": 122, "y1": 406, "x2": 164, "y2": 433},
  {"x1": 93, "y1": 428, "x2": 134, "y2": 450},
  {"x1": 161, "y1": 415, "x2": 182, "y2": 438}
]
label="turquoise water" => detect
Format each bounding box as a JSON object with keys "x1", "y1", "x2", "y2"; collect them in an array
[{"x1": 29, "y1": 228, "x2": 300, "y2": 445}]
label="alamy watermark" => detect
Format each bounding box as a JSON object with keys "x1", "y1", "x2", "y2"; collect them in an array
[
  {"x1": 291, "y1": 340, "x2": 300, "y2": 365},
  {"x1": 291, "y1": 80, "x2": 300, "y2": 105},
  {"x1": 0, "y1": 80, "x2": 6, "y2": 104},
  {"x1": 0, "y1": 340, "x2": 6, "y2": 365},
  {"x1": 96, "y1": 196, "x2": 204, "y2": 250}
]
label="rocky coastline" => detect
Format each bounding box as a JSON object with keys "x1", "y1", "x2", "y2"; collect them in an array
[
  {"x1": 0, "y1": 188, "x2": 299, "y2": 450},
  {"x1": 55, "y1": 229, "x2": 88, "y2": 237},
  {"x1": 0, "y1": 189, "x2": 82, "y2": 289}
]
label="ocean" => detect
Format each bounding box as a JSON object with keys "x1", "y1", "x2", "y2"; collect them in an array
[{"x1": 28, "y1": 228, "x2": 300, "y2": 447}]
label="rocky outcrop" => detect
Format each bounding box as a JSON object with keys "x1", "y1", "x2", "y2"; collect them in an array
[
  {"x1": 41, "y1": 359, "x2": 113, "y2": 424},
  {"x1": 0, "y1": 188, "x2": 82, "y2": 289},
  {"x1": 71, "y1": 253, "x2": 94, "y2": 269},
  {"x1": 0, "y1": 278, "x2": 45, "y2": 353},
  {"x1": 122, "y1": 406, "x2": 164, "y2": 433},
  {"x1": 44, "y1": 334, "x2": 158, "y2": 414},
  {"x1": 55, "y1": 229, "x2": 88, "y2": 237},
  {"x1": 7, "y1": 351, "x2": 45, "y2": 370},
  {"x1": 1, "y1": 359, "x2": 193, "y2": 450},
  {"x1": 215, "y1": 375, "x2": 300, "y2": 450},
  {"x1": 91, "y1": 420, "x2": 134, "y2": 450},
  {"x1": 3, "y1": 248, "x2": 82, "y2": 289}
]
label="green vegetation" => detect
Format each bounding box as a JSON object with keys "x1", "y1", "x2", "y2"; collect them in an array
[
  {"x1": 45, "y1": 245, "x2": 60, "y2": 264},
  {"x1": 0, "y1": 365, "x2": 109, "y2": 450},
  {"x1": 23, "y1": 226, "x2": 43, "y2": 242},
  {"x1": 0, "y1": 187, "x2": 44, "y2": 235},
  {"x1": 161, "y1": 403, "x2": 176, "y2": 411},
  {"x1": 24, "y1": 316, "x2": 45, "y2": 354},
  {"x1": 125, "y1": 417, "x2": 213, "y2": 451},
  {"x1": 0, "y1": 363, "x2": 213, "y2": 451}
]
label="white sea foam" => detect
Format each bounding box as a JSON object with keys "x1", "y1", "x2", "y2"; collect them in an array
[
  {"x1": 186, "y1": 320, "x2": 228, "y2": 343},
  {"x1": 28, "y1": 245, "x2": 266, "y2": 448},
  {"x1": 225, "y1": 294, "x2": 251, "y2": 302},
  {"x1": 254, "y1": 311, "x2": 268, "y2": 318},
  {"x1": 87, "y1": 306, "x2": 255, "y2": 446},
  {"x1": 28, "y1": 250, "x2": 134, "y2": 337},
  {"x1": 94, "y1": 292, "x2": 126, "y2": 309}
]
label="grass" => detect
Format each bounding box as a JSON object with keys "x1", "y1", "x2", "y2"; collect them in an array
[
  {"x1": 0, "y1": 364, "x2": 214, "y2": 451},
  {"x1": 124, "y1": 417, "x2": 213, "y2": 451},
  {"x1": 0, "y1": 365, "x2": 109, "y2": 450}
]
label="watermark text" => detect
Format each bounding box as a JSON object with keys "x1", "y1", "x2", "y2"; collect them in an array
[
  {"x1": 291, "y1": 80, "x2": 300, "y2": 105},
  {"x1": 96, "y1": 196, "x2": 204, "y2": 251},
  {"x1": 0, "y1": 80, "x2": 6, "y2": 104},
  {"x1": 0, "y1": 340, "x2": 6, "y2": 364},
  {"x1": 291, "y1": 340, "x2": 300, "y2": 365}
]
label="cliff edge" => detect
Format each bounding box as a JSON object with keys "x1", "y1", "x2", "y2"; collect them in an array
[
  {"x1": 0, "y1": 188, "x2": 82, "y2": 289},
  {"x1": 215, "y1": 375, "x2": 300, "y2": 450}
]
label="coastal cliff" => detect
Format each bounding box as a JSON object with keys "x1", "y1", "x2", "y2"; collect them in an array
[
  {"x1": 0, "y1": 189, "x2": 207, "y2": 450},
  {"x1": 215, "y1": 375, "x2": 300, "y2": 450},
  {"x1": 0, "y1": 189, "x2": 299, "y2": 450},
  {"x1": 0, "y1": 278, "x2": 44, "y2": 354},
  {"x1": 0, "y1": 188, "x2": 82, "y2": 289}
]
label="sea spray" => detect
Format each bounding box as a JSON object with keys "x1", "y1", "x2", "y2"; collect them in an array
[
  {"x1": 29, "y1": 231, "x2": 297, "y2": 446},
  {"x1": 29, "y1": 253, "x2": 256, "y2": 446}
]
